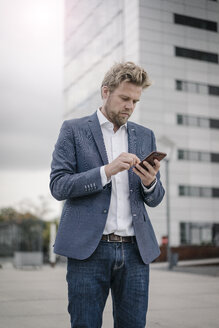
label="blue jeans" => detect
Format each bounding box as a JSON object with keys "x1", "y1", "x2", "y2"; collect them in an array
[{"x1": 66, "y1": 240, "x2": 149, "y2": 328}]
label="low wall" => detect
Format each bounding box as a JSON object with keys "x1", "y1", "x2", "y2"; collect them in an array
[
  {"x1": 14, "y1": 251, "x2": 43, "y2": 267},
  {"x1": 156, "y1": 245, "x2": 219, "y2": 262}
]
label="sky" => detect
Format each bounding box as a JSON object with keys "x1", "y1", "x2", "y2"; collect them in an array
[{"x1": 0, "y1": 0, "x2": 64, "y2": 220}]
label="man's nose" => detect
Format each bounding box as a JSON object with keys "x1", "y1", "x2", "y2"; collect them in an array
[{"x1": 125, "y1": 100, "x2": 134, "y2": 110}]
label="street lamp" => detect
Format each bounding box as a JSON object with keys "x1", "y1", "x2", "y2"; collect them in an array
[{"x1": 158, "y1": 136, "x2": 175, "y2": 270}]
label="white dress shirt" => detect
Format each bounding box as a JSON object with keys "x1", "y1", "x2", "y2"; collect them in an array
[{"x1": 97, "y1": 108, "x2": 156, "y2": 236}]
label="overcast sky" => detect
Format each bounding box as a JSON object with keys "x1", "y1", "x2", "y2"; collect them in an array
[{"x1": 0, "y1": 0, "x2": 64, "y2": 219}]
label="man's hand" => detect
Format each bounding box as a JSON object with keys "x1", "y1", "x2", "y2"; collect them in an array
[
  {"x1": 105, "y1": 152, "x2": 140, "y2": 179},
  {"x1": 133, "y1": 159, "x2": 160, "y2": 187}
]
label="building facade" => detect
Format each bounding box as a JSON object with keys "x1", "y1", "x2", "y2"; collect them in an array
[{"x1": 64, "y1": 0, "x2": 219, "y2": 246}]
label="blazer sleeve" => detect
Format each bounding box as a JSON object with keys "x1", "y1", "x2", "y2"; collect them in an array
[
  {"x1": 50, "y1": 120, "x2": 104, "y2": 201},
  {"x1": 140, "y1": 130, "x2": 165, "y2": 207}
]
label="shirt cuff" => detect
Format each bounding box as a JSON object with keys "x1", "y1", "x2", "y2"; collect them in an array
[
  {"x1": 100, "y1": 166, "x2": 111, "y2": 187},
  {"x1": 141, "y1": 178, "x2": 157, "y2": 193}
]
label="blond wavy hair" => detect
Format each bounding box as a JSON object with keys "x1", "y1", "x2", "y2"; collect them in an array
[{"x1": 101, "y1": 62, "x2": 151, "y2": 96}]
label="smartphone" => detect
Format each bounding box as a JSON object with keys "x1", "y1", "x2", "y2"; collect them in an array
[{"x1": 138, "y1": 151, "x2": 167, "y2": 169}]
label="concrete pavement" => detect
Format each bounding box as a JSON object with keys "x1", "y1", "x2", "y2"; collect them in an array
[{"x1": 0, "y1": 261, "x2": 218, "y2": 328}]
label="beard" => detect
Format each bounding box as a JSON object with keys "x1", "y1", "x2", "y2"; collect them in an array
[{"x1": 104, "y1": 101, "x2": 130, "y2": 128}]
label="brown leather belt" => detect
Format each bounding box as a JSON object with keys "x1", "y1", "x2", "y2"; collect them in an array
[{"x1": 101, "y1": 233, "x2": 135, "y2": 243}]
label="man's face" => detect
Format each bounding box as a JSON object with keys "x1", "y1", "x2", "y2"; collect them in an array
[{"x1": 101, "y1": 81, "x2": 142, "y2": 131}]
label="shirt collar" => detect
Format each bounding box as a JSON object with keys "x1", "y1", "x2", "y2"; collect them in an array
[{"x1": 97, "y1": 108, "x2": 127, "y2": 130}]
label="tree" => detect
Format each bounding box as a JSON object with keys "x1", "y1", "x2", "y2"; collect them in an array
[{"x1": 0, "y1": 207, "x2": 19, "y2": 222}]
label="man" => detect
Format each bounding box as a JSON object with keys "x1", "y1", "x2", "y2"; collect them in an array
[{"x1": 50, "y1": 62, "x2": 165, "y2": 328}]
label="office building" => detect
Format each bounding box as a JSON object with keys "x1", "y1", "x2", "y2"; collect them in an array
[{"x1": 64, "y1": 0, "x2": 219, "y2": 246}]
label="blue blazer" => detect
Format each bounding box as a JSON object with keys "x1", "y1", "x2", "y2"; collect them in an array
[{"x1": 50, "y1": 111, "x2": 165, "y2": 264}]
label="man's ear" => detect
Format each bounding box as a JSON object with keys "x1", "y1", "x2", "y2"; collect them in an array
[{"x1": 101, "y1": 86, "x2": 109, "y2": 99}]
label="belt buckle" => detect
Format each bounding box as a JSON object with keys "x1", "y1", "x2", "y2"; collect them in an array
[
  {"x1": 107, "y1": 234, "x2": 123, "y2": 242},
  {"x1": 113, "y1": 234, "x2": 123, "y2": 242},
  {"x1": 117, "y1": 235, "x2": 123, "y2": 242}
]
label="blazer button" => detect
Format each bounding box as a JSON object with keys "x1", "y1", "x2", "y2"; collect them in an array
[{"x1": 103, "y1": 209, "x2": 108, "y2": 214}]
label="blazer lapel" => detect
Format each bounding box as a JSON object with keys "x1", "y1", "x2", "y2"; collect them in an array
[
  {"x1": 127, "y1": 122, "x2": 137, "y2": 155},
  {"x1": 127, "y1": 122, "x2": 137, "y2": 185},
  {"x1": 88, "y1": 112, "x2": 109, "y2": 165},
  {"x1": 88, "y1": 114, "x2": 137, "y2": 168}
]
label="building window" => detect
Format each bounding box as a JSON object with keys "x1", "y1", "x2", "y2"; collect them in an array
[
  {"x1": 212, "y1": 224, "x2": 219, "y2": 246},
  {"x1": 177, "y1": 114, "x2": 219, "y2": 129},
  {"x1": 177, "y1": 150, "x2": 219, "y2": 163},
  {"x1": 199, "y1": 117, "x2": 210, "y2": 128},
  {"x1": 213, "y1": 188, "x2": 219, "y2": 197},
  {"x1": 178, "y1": 149, "x2": 184, "y2": 160},
  {"x1": 180, "y1": 222, "x2": 213, "y2": 245},
  {"x1": 188, "y1": 82, "x2": 198, "y2": 93},
  {"x1": 211, "y1": 153, "x2": 219, "y2": 162},
  {"x1": 179, "y1": 185, "x2": 219, "y2": 198},
  {"x1": 209, "y1": 85, "x2": 219, "y2": 96},
  {"x1": 188, "y1": 116, "x2": 199, "y2": 126},
  {"x1": 175, "y1": 46, "x2": 219, "y2": 63},
  {"x1": 174, "y1": 14, "x2": 218, "y2": 32},
  {"x1": 176, "y1": 80, "x2": 183, "y2": 90},
  {"x1": 198, "y1": 84, "x2": 208, "y2": 95},
  {"x1": 180, "y1": 222, "x2": 187, "y2": 244},
  {"x1": 210, "y1": 119, "x2": 219, "y2": 128},
  {"x1": 177, "y1": 114, "x2": 183, "y2": 125},
  {"x1": 175, "y1": 80, "x2": 219, "y2": 96},
  {"x1": 200, "y1": 152, "x2": 211, "y2": 162},
  {"x1": 200, "y1": 188, "x2": 212, "y2": 197}
]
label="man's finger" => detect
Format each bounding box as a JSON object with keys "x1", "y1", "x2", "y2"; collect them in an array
[
  {"x1": 133, "y1": 167, "x2": 143, "y2": 178},
  {"x1": 134, "y1": 157, "x2": 141, "y2": 165},
  {"x1": 153, "y1": 159, "x2": 160, "y2": 172},
  {"x1": 135, "y1": 163, "x2": 150, "y2": 176},
  {"x1": 122, "y1": 154, "x2": 140, "y2": 166},
  {"x1": 142, "y1": 161, "x2": 156, "y2": 175},
  {"x1": 128, "y1": 154, "x2": 140, "y2": 165}
]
